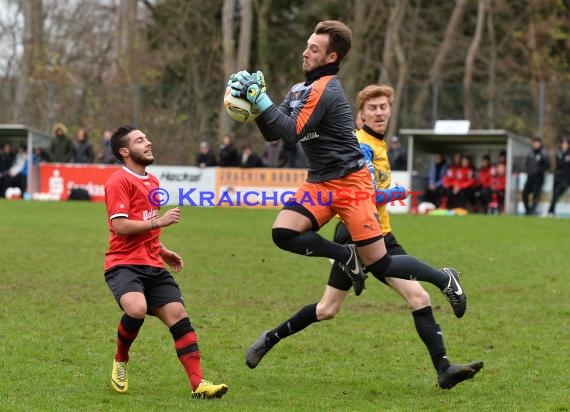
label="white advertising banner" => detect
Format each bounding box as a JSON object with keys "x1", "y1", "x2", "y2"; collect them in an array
[{"x1": 147, "y1": 166, "x2": 217, "y2": 206}]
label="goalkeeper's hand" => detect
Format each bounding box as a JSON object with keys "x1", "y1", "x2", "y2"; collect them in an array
[{"x1": 228, "y1": 70, "x2": 273, "y2": 113}]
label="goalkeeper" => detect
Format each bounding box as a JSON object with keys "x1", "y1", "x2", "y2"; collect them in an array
[
  {"x1": 245, "y1": 85, "x2": 483, "y2": 390},
  {"x1": 230, "y1": 21, "x2": 474, "y2": 386}
]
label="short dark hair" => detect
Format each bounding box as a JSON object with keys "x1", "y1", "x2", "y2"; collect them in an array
[
  {"x1": 314, "y1": 20, "x2": 352, "y2": 63},
  {"x1": 111, "y1": 124, "x2": 137, "y2": 163}
]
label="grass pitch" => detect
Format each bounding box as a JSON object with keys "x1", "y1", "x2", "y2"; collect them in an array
[{"x1": 1, "y1": 201, "x2": 569, "y2": 411}]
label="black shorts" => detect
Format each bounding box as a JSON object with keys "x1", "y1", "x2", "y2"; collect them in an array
[
  {"x1": 327, "y1": 221, "x2": 407, "y2": 290},
  {"x1": 104, "y1": 265, "x2": 184, "y2": 315}
]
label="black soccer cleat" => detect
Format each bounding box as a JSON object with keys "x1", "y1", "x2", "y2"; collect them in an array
[
  {"x1": 339, "y1": 244, "x2": 367, "y2": 296},
  {"x1": 245, "y1": 331, "x2": 273, "y2": 369},
  {"x1": 441, "y1": 267, "x2": 467, "y2": 318},
  {"x1": 438, "y1": 361, "x2": 484, "y2": 389}
]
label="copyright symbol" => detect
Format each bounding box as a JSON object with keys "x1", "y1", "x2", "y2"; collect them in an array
[{"x1": 148, "y1": 188, "x2": 169, "y2": 206}]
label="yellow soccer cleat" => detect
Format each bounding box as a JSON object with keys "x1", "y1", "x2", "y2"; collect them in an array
[
  {"x1": 111, "y1": 360, "x2": 128, "y2": 393},
  {"x1": 191, "y1": 380, "x2": 229, "y2": 399}
]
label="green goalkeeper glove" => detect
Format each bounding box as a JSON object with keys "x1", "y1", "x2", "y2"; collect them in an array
[{"x1": 229, "y1": 70, "x2": 273, "y2": 113}]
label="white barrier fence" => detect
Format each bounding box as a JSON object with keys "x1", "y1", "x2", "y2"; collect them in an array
[{"x1": 30, "y1": 164, "x2": 570, "y2": 216}]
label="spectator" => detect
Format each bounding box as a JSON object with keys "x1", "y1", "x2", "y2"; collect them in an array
[
  {"x1": 498, "y1": 150, "x2": 506, "y2": 165},
  {"x1": 444, "y1": 155, "x2": 475, "y2": 210},
  {"x1": 50, "y1": 123, "x2": 73, "y2": 163},
  {"x1": 0, "y1": 143, "x2": 16, "y2": 197},
  {"x1": 488, "y1": 163, "x2": 506, "y2": 214},
  {"x1": 546, "y1": 137, "x2": 570, "y2": 217},
  {"x1": 218, "y1": 134, "x2": 240, "y2": 167},
  {"x1": 0, "y1": 142, "x2": 15, "y2": 172},
  {"x1": 423, "y1": 152, "x2": 448, "y2": 208},
  {"x1": 240, "y1": 144, "x2": 262, "y2": 168},
  {"x1": 98, "y1": 130, "x2": 116, "y2": 164},
  {"x1": 195, "y1": 141, "x2": 217, "y2": 168},
  {"x1": 441, "y1": 152, "x2": 462, "y2": 209},
  {"x1": 474, "y1": 155, "x2": 493, "y2": 213},
  {"x1": 261, "y1": 140, "x2": 288, "y2": 168},
  {"x1": 72, "y1": 128, "x2": 95, "y2": 163},
  {"x1": 387, "y1": 135, "x2": 407, "y2": 171},
  {"x1": 522, "y1": 136, "x2": 550, "y2": 215},
  {"x1": 6, "y1": 144, "x2": 28, "y2": 194},
  {"x1": 33, "y1": 147, "x2": 51, "y2": 164}
]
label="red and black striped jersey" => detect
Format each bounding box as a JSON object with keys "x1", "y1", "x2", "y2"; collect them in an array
[{"x1": 104, "y1": 166, "x2": 163, "y2": 271}]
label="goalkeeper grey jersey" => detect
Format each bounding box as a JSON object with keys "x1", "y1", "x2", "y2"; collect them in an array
[{"x1": 255, "y1": 74, "x2": 365, "y2": 183}]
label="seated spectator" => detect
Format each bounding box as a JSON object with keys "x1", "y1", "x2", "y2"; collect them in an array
[
  {"x1": 50, "y1": 123, "x2": 72, "y2": 163},
  {"x1": 388, "y1": 136, "x2": 407, "y2": 170},
  {"x1": 474, "y1": 155, "x2": 493, "y2": 213},
  {"x1": 498, "y1": 150, "x2": 506, "y2": 166},
  {"x1": 0, "y1": 143, "x2": 16, "y2": 171},
  {"x1": 195, "y1": 141, "x2": 217, "y2": 168},
  {"x1": 423, "y1": 152, "x2": 448, "y2": 208},
  {"x1": 0, "y1": 143, "x2": 16, "y2": 198},
  {"x1": 444, "y1": 155, "x2": 475, "y2": 210},
  {"x1": 262, "y1": 140, "x2": 288, "y2": 168},
  {"x1": 218, "y1": 134, "x2": 240, "y2": 167},
  {"x1": 33, "y1": 147, "x2": 51, "y2": 164},
  {"x1": 6, "y1": 144, "x2": 28, "y2": 194},
  {"x1": 240, "y1": 144, "x2": 262, "y2": 168},
  {"x1": 488, "y1": 162, "x2": 506, "y2": 214},
  {"x1": 441, "y1": 152, "x2": 462, "y2": 209},
  {"x1": 72, "y1": 128, "x2": 94, "y2": 163}
]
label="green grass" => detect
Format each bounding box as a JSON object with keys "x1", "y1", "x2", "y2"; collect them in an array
[{"x1": 1, "y1": 201, "x2": 569, "y2": 411}]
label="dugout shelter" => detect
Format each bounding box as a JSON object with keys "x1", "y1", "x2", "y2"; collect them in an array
[
  {"x1": 0, "y1": 124, "x2": 52, "y2": 195},
  {"x1": 398, "y1": 124, "x2": 531, "y2": 214}
]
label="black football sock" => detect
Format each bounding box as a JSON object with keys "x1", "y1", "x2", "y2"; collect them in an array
[
  {"x1": 266, "y1": 303, "x2": 319, "y2": 346},
  {"x1": 367, "y1": 254, "x2": 449, "y2": 290},
  {"x1": 412, "y1": 306, "x2": 450, "y2": 374},
  {"x1": 272, "y1": 228, "x2": 351, "y2": 261}
]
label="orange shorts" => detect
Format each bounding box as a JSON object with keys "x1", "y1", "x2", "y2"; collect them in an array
[{"x1": 284, "y1": 168, "x2": 382, "y2": 242}]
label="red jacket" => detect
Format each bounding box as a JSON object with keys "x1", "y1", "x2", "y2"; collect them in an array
[
  {"x1": 455, "y1": 166, "x2": 475, "y2": 190},
  {"x1": 443, "y1": 165, "x2": 460, "y2": 188},
  {"x1": 491, "y1": 174, "x2": 505, "y2": 192},
  {"x1": 477, "y1": 166, "x2": 493, "y2": 188}
]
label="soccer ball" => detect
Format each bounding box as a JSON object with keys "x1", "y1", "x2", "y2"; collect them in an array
[
  {"x1": 223, "y1": 87, "x2": 260, "y2": 122},
  {"x1": 417, "y1": 201, "x2": 436, "y2": 214}
]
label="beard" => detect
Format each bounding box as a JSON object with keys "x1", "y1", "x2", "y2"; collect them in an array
[
  {"x1": 130, "y1": 150, "x2": 154, "y2": 166},
  {"x1": 303, "y1": 56, "x2": 328, "y2": 73}
]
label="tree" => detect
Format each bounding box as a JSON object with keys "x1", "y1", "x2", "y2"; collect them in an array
[
  {"x1": 14, "y1": 0, "x2": 43, "y2": 124},
  {"x1": 412, "y1": 0, "x2": 469, "y2": 127},
  {"x1": 221, "y1": 0, "x2": 254, "y2": 136},
  {"x1": 378, "y1": 0, "x2": 408, "y2": 137},
  {"x1": 463, "y1": 0, "x2": 486, "y2": 122}
]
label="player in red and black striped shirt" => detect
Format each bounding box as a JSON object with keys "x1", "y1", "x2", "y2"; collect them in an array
[{"x1": 104, "y1": 125, "x2": 227, "y2": 399}]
